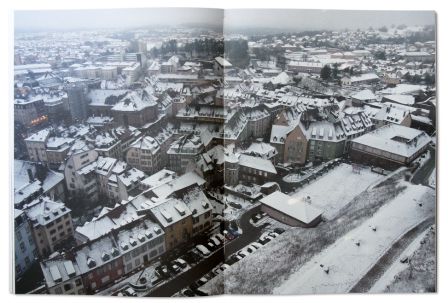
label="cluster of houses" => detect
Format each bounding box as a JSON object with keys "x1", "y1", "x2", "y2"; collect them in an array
[{"x1": 13, "y1": 25, "x2": 435, "y2": 295}]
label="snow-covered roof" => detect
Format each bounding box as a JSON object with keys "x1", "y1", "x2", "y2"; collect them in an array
[
  {"x1": 23, "y1": 196, "x2": 70, "y2": 227},
  {"x1": 111, "y1": 91, "x2": 156, "y2": 112},
  {"x1": 350, "y1": 73, "x2": 379, "y2": 83},
  {"x1": 140, "y1": 169, "x2": 176, "y2": 190},
  {"x1": 260, "y1": 191, "x2": 322, "y2": 225},
  {"x1": 150, "y1": 198, "x2": 192, "y2": 228},
  {"x1": 379, "y1": 84, "x2": 425, "y2": 95},
  {"x1": 271, "y1": 72, "x2": 291, "y2": 85},
  {"x1": 41, "y1": 258, "x2": 82, "y2": 288},
  {"x1": 25, "y1": 128, "x2": 51, "y2": 142},
  {"x1": 382, "y1": 94, "x2": 415, "y2": 105},
  {"x1": 215, "y1": 57, "x2": 232, "y2": 67},
  {"x1": 238, "y1": 154, "x2": 277, "y2": 174},
  {"x1": 351, "y1": 89, "x2": 377, "y2": 101},
  {"x1": 351, "y1": 124, "x2": 431, "y2": 158},
  {"x1": 151, "y1": 172, "x2": 206, "y2": 200}
]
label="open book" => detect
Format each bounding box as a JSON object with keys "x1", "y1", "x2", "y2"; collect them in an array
[{"x1": 12, "y1": 8, "x2": 436, "y2": 296}]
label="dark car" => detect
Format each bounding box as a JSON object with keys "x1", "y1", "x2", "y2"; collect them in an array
[{"x1": 274, "y1": 227, "x2": 285, "y2": 234}]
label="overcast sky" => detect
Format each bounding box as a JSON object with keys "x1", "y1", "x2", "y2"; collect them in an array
[
  {"x1": 15, "y1": 8, "x2": 223, "y2": 32},
  {"x1": 15, "y1": 8, "x2": 435, "y2": 32},
  {"x1": 224, "y1": 9, "x2": 436, "y2": 31}
]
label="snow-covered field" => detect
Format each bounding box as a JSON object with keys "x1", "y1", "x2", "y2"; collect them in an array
[
  {"x1": 291, "y1": 163, "x2": 383, "y2": 220},
  {"x1": 274, "y1": 183, "x2": 435, "y2": 295}
]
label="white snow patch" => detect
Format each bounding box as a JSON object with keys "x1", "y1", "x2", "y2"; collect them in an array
[{"x1": 291, "y1": 164, "x2": 383, "y2": 220}]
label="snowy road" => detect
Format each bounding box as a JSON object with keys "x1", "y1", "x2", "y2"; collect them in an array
[{"x1": 273, "y1": 182, "x2": 435, "y2": 295}]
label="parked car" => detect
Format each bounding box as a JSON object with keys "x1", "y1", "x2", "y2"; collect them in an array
[
  {"x1": 274, "y1": 228, "x2": 285, "y2": 234},
  {"x1": 197, "y1": 277, "x2": 208, "y2": 286},
  {"x1": 168, "y1": 263, "x2": 181, "y2": 274},
  {"x1": 269, "y1": 232, "x2": 279, "y2": 238},
  {"x1": 210, "y1": 235, "x2": 221, "y2": 246},
  {"x1": 215, "y1": 233, "x2": 225, "y2": 242},
  {"x1": 181, "y1": 288, "x2": 195, "y2": 297},
  {"x1": 196, "y1": 244, "x2": 211, "y2": 256},
  {"x1": 220, "y1": 264, "x2": 230, "y2": 271},
  {"x1": 155, "y1": 265, "x2": 169, "y2": 278},
  {"x1": 174, "y1": 258, "x2": 188, "y2": 268},
  {"x1": 206, "y1": 241, "x2": 216, "y2": 250},
  {"x1": 223, "y1": 230, "x2": 235, "y2": 241},
  {"x1": 123, "y1": 287, "x2": 137, "y2": 297},
  {"x1": 237, "y1": 250, "x2": 249, "y2": 258},
  {"x1": 250, "y1": 242, "x2": 263, "y2": 249}
]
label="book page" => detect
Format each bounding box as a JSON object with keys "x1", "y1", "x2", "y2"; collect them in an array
[
  {"x1": 221, "y1": 8, "x2": 436, "y2": 295},
  {"x1": 12, "y1": 7, "x2": 226, "y2": 297}
]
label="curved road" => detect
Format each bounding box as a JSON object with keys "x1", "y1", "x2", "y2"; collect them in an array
[
  {"x1": 349, "y1": 216, "x2": 435, "y2": 293},
  {"x1": 411, "y1": 147, "x2": 435, "y2": 186}
]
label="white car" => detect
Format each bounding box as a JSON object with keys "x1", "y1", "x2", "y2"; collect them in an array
[
  {"x1": 123, "y1": 287, "x2": 137, "y2": 297},
  {"x1": 220, "y1": 264, "x2": 230, "y2": 271},
  {"x1": 175, "y1": 258, "x2": 188, "y2": 268},
  {"x1": 269, "y1": 232, "x2": 279, "y2": 238},
  {"x1": 210, "y1": 235, "x2": 221, "y2": 246},
  {"x1": 215, "y1": 233, "x2": 225, "y2": 242},
  {"x1": 196, "y1": 244, "x2": 211, "y2": 256}
]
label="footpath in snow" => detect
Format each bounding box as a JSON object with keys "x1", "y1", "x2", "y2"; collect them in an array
[
  {"x1": 369, "y1": 226, "x2": 432, "y2": 293},
  {"x1": 274, "y1": 182, "x2": 435, "y2": 295}
]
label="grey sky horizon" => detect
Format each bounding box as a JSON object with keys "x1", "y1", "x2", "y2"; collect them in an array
[{"x1": 15, "y1": 8, "x2": 435, "y2": 32}]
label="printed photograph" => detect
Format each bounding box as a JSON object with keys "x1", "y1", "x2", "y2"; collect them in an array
[{"x1": 12, "y1": 7, "x2": 436, "y2": 296}]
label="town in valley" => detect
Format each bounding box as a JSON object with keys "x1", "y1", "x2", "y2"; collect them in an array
[{"x1": 13, "y1": 9, "x2": 436, "y2": 296}]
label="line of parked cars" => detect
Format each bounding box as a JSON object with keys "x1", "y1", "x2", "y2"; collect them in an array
[{"x1": 227, "y1": 228, "x2": 285, "y2": 263}]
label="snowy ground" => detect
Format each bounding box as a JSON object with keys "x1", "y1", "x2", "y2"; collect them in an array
[
  {"x1": 369, "y1": 226, "x2": 432, "y2": 293},
  {"x1": 223, "y1": 194, "x2": 258, "y2": 221},
  {"x1": 291, "y1": 163, "x2": 383, "y2": 220},
  {"x1": 274, "y1": 182, "x2": 435, "y2": 294}
]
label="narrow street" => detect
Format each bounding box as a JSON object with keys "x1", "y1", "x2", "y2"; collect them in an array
[
  {"x1": 146, "y1": 204, "x2": 263, "y2": 296},
  {"x1": 411, "y1": 146, "x2": 435, "y2": 185}
]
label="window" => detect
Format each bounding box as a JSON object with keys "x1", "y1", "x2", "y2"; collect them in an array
[
  {"x1": 75, "y1": 279, "x2": 82, "y2": 286},
  {"x1": 63, "y1": 283, "x2": 72, "y2": 291}
]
